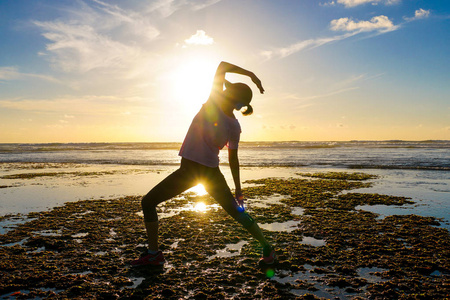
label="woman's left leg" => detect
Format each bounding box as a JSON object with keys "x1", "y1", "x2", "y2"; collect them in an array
[{"x1": 203, "y1": 168, "x2": 271, "y2": 249}]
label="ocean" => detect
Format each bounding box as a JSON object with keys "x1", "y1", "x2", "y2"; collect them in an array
[
  {"x1": 1, "y1": 140, "x2": 449, "y2": 170},
  {"x1": 1, "y1": 140, "x2": 449, "y2": 227}
]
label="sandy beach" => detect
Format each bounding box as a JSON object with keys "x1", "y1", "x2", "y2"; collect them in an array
[{"x1": 1, "y1": 162, "x2": 449, "y2": 299}]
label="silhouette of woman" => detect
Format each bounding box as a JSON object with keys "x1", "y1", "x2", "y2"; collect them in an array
[{"x1": 131, "y1": 61, "x2": 276, "y2": 266}]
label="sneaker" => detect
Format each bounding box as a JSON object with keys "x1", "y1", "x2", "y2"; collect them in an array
[
  {"x1": 131, "y1": 250, "x2": 165, "y2": 266},
  {"x1": 259, "y1": 247, "x2": 277, "y2": 265}
]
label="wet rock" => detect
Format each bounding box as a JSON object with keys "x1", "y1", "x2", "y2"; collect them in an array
[{"x1": 1, "y1": 173, "x2": 448, "y2": 299}]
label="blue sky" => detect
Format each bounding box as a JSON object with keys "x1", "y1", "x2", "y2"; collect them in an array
[{"x1": 0, "y1": 0, "x2": 449, "y2": 142}]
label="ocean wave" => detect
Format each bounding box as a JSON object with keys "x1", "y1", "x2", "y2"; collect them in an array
[{"x1": 1, "y1": 140, "x2": 449, "y2": 153}]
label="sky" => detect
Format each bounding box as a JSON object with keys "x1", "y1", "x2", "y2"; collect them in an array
[{"x1": 0, "y1": 0, "x2": 449, "y2": 143}]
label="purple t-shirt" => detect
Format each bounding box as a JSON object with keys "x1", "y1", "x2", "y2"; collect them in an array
[{"x1": 179, "y1": 100, "x2": 241, "y2": 168}]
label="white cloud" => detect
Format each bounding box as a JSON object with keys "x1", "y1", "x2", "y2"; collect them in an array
[
  {"x1": 335, "y1": 0, "x2": 400, "y2": 8},
  {"x1": 415, "y1": 8, "x2": 431, "y2": 19},
  {"x1": 330, "y1": 15, "x2": 397, "y2": 33},
  {"x1": 320, "y1": 1, "x2": 336, "y2": 7},
  {"x1": 404, "y1": 9, "x2": 431, "y2": 21},
  {"x1": 184, "y1": 30, "x2": 214, "y2": 46}
]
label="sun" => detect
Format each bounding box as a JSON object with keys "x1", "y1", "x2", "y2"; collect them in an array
[{"x1": 169, "y1": 58, "x2": 217, "y2": 114}]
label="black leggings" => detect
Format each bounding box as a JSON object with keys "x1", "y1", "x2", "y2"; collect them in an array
[{"x1": 142, "y1": 158, "x2": 255, "y2": 228}]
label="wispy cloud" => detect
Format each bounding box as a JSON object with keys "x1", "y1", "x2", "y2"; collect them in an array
[
  {"x1": 0, "y1": 67, "x2": 21, "y2": 80},
  {"x1": 296, "y1": 87, "x2": 360, "y2": 101},
  {"x1": 91, "y1": 0, "x2": 160, "y2": 41},
  {"x1": 33, "y1": 0, "x2": 161, "y2": 75},
  {"x1": 33, "y1": 0, "x2": 222, "y2": 80},
  {"x1": 261, "y1": 32, "x2": 356, "y2": 60},
  {"x1": 0, "y1": 95, "x2": 146, "y2": 115},
  {"x1": 35, "y1": 20, "x2": 145, "y2": 73},
  {"x1": 280, "y1": 73, "x2": 383, "y2": 110},
  {"x1": 144, "y1": 0, "x2": 221, "y2": 18},
  {"x1": 0, "y1": 66, "x2": 62, "y2": 84},
  {"x1": 328, "y1": 0, "x2": 401, "y2": 8},
  {"x1": 262, "y1": 15, "x2": 397, "y2": 60}
]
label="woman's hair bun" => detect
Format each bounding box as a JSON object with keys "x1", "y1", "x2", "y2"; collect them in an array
[{"x1": 241, "y1": 104, "x2": 253, "y2": 116}]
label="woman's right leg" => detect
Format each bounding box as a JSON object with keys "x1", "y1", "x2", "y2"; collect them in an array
[{"x1": 141, "y1": 162, "x2": 195, "y2": 251}]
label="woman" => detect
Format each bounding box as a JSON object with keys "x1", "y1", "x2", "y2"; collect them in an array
[{"x1": 131, "y1": 61, "x2": 276, "y2": 266}]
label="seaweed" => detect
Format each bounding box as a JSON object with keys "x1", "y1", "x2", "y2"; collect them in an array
[{"x1": 0, "y1": 172, "x2": 448, "y2": 299}]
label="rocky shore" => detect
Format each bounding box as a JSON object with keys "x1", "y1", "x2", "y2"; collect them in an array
[{"x1": 1, "y1": 172, "x2": 449, "y2": 299}]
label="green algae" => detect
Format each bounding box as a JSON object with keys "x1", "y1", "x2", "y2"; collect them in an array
[{"x1": 0, "y1": 171, "x2": 448, "y2": 299}]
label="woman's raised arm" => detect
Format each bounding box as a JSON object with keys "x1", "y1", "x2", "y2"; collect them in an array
[{"x1": 210, "y1": 61, "x2": 265, "y2": 97}]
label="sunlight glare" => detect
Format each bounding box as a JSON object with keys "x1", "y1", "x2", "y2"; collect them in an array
[
  {"x1": 189, "y1": 183, "x2": 208, "y2": 196},
  {"x1": 169, "y1": 58, "x2": 216, "y2": 113},
  {"x1": 194, "y1": 202, "x2": 208, "y2": 212}
]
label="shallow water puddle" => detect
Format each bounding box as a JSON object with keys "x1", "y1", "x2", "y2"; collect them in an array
[
  {"x1": 0, "y1": 216, "x2": 34, "y2": 235},
  {"x1": 33, "y1": 229, "x2": 62, "y2": 236},
  {"x1": 248, "y1": 194, "x2": 291, "y2": 208},
  {"x1": 0, "y1": 288, "x2": 64, "y2": 299},
  {"x1": 71, "y1": 232, "x2": 88, "y2": 238},
  {"x1": 1, "y1": 238, "x2": 28, "y2": 247},
  {"x1": 292, "y1": 207, "x2": 305, "y2": 216},
  {"x1": 128, "y1": 277, "x2": 145, "y2": 289},
  {"x1": 357, "y1": 267, "x2": 388, "y2": 283},
  {"x1": 273, "y1": 264, "x2": 387, "y2": 300},
  {"x1": 259, "y1": 220, "x2": 300, "y2": 232},
  {"x1": 300, "y1": 236, "x2": 326, "y2": 247},
  {"x1": 207, "y1": 240, "x2": 249, "y2": 260}
]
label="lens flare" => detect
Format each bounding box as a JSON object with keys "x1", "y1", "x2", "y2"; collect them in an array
[{"x1": 265, "y1": 268, "x2": 275, "y2": 278}]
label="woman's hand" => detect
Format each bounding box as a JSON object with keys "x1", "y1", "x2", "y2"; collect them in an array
[
  {"x1": 214, "y1": 62, "x2": 265, "y2": 94},
  {"x1": 235, "y1": 188, "x2": 243, "y2": 201},
  {"x1": 235, "y1": 190, "x2": 246, "y2": 212},
  {"x1": 251, "y1": 73, "x2": 265, "y2": 94}
]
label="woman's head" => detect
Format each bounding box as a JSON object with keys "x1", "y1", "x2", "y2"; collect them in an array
[{"x1": 225, "y1": 82, "x2": 253, "y2": 116}]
